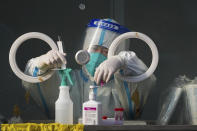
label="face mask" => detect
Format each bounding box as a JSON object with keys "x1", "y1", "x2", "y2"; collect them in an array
[{"x1": 85, "y1": 52, "x2": 107, "y2": 77}]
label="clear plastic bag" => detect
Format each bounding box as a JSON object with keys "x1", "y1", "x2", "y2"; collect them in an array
[
  {"x1": 183, "y1": 84, "x2": 197, "y2": 124},
  {"x1": 156, "y1": 75, "x2": 191, "y2": 125}
]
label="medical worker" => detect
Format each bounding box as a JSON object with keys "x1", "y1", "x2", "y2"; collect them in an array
[{"x1": 22, "y1": 19, "x2": 156, "y2": 123}]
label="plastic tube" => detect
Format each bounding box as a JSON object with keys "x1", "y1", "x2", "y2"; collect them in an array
[
  {"x1": 9, "y1": 32, "x2": 58, "y2": 83},
  {"x1": 108, "y1": 32, "x2": 159, "y2": 83}
]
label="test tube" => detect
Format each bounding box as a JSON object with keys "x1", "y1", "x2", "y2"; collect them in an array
[{"x1": 114, "y1": 108, "x2": 124, "y2": 120}]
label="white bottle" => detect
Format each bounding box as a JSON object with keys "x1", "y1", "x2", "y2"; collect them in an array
[
  {"x1": 55, "y1": 86, "x2": 73, "y2": 124},
  {"x1": 83, "y1": 85, "x2": 102, "y2": 125}
]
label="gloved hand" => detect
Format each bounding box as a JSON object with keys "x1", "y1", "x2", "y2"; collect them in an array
[
  {"x1": 94, "y1": 55, "x2": 125, "y2": 84},
  {"x1": 34, "y1": 50, "x2": 67, "y2": 72}
]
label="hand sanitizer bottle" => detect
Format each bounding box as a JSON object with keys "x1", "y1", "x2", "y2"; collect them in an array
[
  {"x1": 55, "y1": 85, "x2": 73, "y2": 124},
  {"x1": 82, "y1": 85, "x2": 102, "y2": 125}
]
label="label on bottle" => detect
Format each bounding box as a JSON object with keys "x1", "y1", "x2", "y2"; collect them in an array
[{"x1": 84, "y1": 107, "x2": 97, "y2": 124}]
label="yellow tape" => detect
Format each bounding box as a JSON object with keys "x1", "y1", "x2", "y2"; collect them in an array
[{"x1": 1, "y1": 123, "x2": 84, "y2": 131}]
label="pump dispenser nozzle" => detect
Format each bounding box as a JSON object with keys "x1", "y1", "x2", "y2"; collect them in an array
[{"x1": 89, "y1": 85, "x2": 96, "y2": 100}]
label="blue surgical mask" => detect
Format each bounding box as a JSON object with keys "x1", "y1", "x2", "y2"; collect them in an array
[{"x1": 85, "y1": 52, "x2": 107, "y2": 77}]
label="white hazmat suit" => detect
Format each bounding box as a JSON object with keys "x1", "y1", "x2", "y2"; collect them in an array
[{"x1": 22, "y1": 19, "x2": 156, "y2": 123}]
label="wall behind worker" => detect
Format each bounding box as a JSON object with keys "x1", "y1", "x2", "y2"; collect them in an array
[{"x1": 1, "y1": 0, "x2": 197, "y2": 121}]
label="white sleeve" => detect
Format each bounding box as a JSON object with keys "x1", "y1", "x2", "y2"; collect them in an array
[
  {"x1": 22, "y1": 57, "x2": 50, "y2": 91},
  {"x1": 118, "y1": 51, "x2": 148, "y2": 76},
  {"x1": 115, "y1": 51, "x2": 156, "y2": 119},
  {"x1": 22, "y1": 58, "x2": 61, "y2": 119},
  {"x1": 24, "y1": 58, "x2": 47, "y2": 76}
]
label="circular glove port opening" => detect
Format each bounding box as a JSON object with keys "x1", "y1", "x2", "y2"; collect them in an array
[
  {"x1": 9, "y1": 32, "x2": 58, "y2": 83},
  {"x1": 108, "y1": 32, "x2": 159, "y2": 83}
]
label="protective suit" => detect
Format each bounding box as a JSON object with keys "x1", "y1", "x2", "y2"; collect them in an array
[{"x1": 22, "y1": 19, "x2": 156, "y2": 123}]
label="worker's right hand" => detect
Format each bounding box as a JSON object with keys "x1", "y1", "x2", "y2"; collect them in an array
[{"x1": 34, "y1": 50, "x2": 67, "y2": 71}]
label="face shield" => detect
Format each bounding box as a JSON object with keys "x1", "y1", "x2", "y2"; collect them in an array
[
  {"x1": 75, "y1": 18, "x2": 130, "y2": 79},
  {"x1": 75, "y1": 18, "x2": 130, "y2": 65},
  {"x1": 83, "y1": 18, "x2": 130, "y2": 50}
]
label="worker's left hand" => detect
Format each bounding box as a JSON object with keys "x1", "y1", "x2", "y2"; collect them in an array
[{"x1": 94, "y1": 55, "x2": 124, "y2": 84}]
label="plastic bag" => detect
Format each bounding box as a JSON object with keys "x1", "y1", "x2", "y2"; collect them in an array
[
  {"x1": 183, "y1": 84, "x2": 197, "y2": 124},
  {"x1": 156, "y1": 75, "x2": 191, "y2": 125}
]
